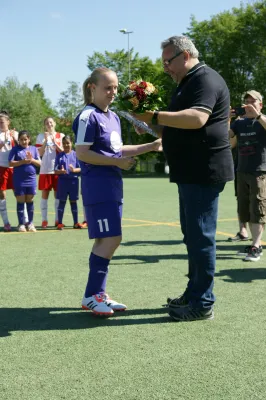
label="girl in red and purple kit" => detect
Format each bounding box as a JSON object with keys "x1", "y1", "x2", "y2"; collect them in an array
[{"x1": 8, "y1": 131, "x2": 41, "y2": 232}]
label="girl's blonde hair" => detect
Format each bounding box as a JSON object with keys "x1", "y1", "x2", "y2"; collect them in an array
[{"x1": 82, "y1": 67, "x2": 116, "y2": 105}]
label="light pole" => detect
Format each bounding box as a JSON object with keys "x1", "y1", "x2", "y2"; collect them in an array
[{"x1": 119, "y1": 28, "x2": 133, "y2": 82}]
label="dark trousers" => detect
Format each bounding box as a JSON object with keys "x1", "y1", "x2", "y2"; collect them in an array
[{"x1": 178, "y1": 183, "x2": 225, "y2": 309}]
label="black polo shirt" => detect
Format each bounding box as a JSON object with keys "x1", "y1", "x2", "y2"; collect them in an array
[{"x1": 162, "y1": 62, "x2": 234, "y2": 184}]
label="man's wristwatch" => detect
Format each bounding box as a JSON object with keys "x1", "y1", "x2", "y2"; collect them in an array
[
  {"x1": 152, "y1": 110, "x2": 159, "y2": 125},
  {"x1": 256, "y1": 113, "x2": 262, "y2": 120}
]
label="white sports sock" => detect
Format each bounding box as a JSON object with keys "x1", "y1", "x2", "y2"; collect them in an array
[
  {"x1": 83, "y1": 207, "x2": 87, "y2": 222},
  {"x1": 23, "y1": 202, "x2": 29, "y2": 224},
  {"x1": 0, "y1": 199, "x2": 9, "y2": 225},
  {"x1": 54, "y1": 199, "x2": 59, "y2": 222},
  {"x1": 40, "y1": 198, "x2": 48, "y2": 221}
]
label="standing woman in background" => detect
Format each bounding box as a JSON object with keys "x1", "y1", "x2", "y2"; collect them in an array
[
  {"x1": 73, "y1": 67, "x2": 162, "y2": 317},
  {"x1": 36, "y1": 117, "x2": 64, "y2": 228},
  {"x1": 0, "y1": 111, "x2": 18, "y2": 231}
]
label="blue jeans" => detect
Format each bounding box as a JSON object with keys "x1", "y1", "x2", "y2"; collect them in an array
[{"x1": 178, "y1": 183, "x2": 225, "y2": 309}]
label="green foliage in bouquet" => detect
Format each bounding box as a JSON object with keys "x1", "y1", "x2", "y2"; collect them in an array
[{"x1": 116, "y1": 80, "x2": 164, "y2": 113}]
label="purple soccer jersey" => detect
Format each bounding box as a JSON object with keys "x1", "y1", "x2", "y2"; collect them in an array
[
  {"x1": 8, "y1": 145, "x2": 40, "y2": 188},
  {"x1": 73, "y1": 104, "x2": 123, "y2": 205},
  {"x1": 55, "y1": 150, "x2": 80, "y2": 201},
  {"x1": 55, "y1": 150, "x2": 80, "y2": 179}
]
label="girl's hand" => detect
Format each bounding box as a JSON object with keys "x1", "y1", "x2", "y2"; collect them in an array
[
  {"x1": 116, "y1": 157, "x2": 136, "y2": 170},
  {"x1": 61, "y1": 165, "x2": 67, "y2": 174},
  {"x1": 152, "y1": 138, "x2": 163, "y2": 152},
  {"x1": 133, "y1": 123, "x2": 147, "y2": 135},
  {"x1": 69, "y1": 164, "x2": 74, "y2": 172},
  {"x1": 26, "y1": 151, "x2": 33, "y2": 161},
  {"x1": 9, "y1": 129, "x2": 16, "y2": 138}
]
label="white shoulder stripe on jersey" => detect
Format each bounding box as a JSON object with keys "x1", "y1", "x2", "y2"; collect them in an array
[
  {"x1": 190, "y1": 106, "x2": 212, "y2": 114},
  {"x1": 76, "y1": 106, "x2": 96, "y2": 145}
]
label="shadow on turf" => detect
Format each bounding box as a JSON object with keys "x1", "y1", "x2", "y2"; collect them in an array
[
  {"x1": 215, "y1": 267, "x2": 266, "y2": 283},
  {"x1": 0, "y1": 307, "x2": 170, "y2": 337}
]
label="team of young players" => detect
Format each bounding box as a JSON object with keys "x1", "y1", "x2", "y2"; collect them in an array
[{"x1": 0, "y1": 114, "x2": 86, "y2": 231}]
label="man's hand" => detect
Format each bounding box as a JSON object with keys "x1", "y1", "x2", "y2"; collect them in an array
[{"x1": 132, "y1": 111, "x2": 154, "y2": 124}]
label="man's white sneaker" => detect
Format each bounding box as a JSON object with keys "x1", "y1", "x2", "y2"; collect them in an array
[
  {"x1": 18, "y1": 224, "x2": 26, "y2": 232},
  {"x1": 82, "y1": 293, "x2": 114, "y2": 316},
  {"x1": 103, "y1": 293, "x2": 127, "y2": 311}
]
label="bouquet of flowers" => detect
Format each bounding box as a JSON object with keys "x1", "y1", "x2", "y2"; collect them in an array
[{"x1": 117, "y1": 79, "x2": 163, "y2": 113}]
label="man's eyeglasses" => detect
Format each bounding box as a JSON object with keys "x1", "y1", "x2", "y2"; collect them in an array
[{"x1": 162, "y1": 51, "x2": 183, "y2": 67}]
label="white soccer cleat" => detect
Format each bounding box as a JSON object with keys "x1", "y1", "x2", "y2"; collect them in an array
[
  {"x1": 103, "y1": 293, "x2": 127, "y2": 311},
  {"x1": 18, "y1": 224, "x2": 26, "y2": 232},
  {"x1": 82, "y1": 293, "x2": 114, "y2": 316},
  {"x1": 27, "y1": 223, "x2": 37, "y2": 232}
]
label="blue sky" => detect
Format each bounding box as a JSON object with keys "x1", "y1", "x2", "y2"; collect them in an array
[{"x1": 1, "y1": 0, "x2": 249, "y2": 106}]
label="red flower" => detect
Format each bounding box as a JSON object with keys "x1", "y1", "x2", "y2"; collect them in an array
[
  {"x1": 135, "y1": 87, "x2": 147, "y2": 101},
  {"x1": 138, "y1": 81, "x2": 147, "y2": 89}
]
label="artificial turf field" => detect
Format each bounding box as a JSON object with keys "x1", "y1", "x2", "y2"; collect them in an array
[{"x1": 0, "y1": 177, "x2": 265, "y2": 400}]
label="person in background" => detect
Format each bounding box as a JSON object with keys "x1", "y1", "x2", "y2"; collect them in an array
[
  {"x1": 0, "y1": 111, "x2": 19, "y2": 231},
  {"x1": 229, "y1": 90, "x2": 266, "y2": 261},
  {"x1": 8, "y1": 130, "x2": 41, "y2": 232},
  {"x1": 36, "y1": 117, "x2": 64, "y2": 228},
  {"x1": 54, "y1": 135, "x2": 82, "y2": 230}
]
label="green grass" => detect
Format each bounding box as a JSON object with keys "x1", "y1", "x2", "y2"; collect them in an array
[{"x1": 0, "y1": 178, "x2": 265, "y2": 400}]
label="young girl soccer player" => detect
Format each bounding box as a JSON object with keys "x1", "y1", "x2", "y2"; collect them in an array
[
  {"x1": 36, "y1": 117, "x2": 64, "y2": 228},
  {"x1": 55, "y1": 136, "x2": 82, "y2": 230},
  {"x1": 73, "y1": 67, "x2": 162, "y2": 317},
  {"x1": 0, "y1": 111, "x2": 19, "y2": 231},
  {"x1": 8, "y1": 131, "x2": 41, "y2": 232}
]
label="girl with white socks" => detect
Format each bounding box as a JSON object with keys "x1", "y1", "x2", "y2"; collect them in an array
[
  {"x1": 36, "y1": 117, "x2": 64, "y2": 228},
  {"x1": 0, "y1": 111, "x2": 19, "y2": 232}
]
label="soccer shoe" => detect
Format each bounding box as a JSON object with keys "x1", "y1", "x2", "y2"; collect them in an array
[
  {"x1": 18, "y1": 224, "x2": 27, "y2": 232},
  {"x1": 82, "y1": 294, "x2": 114, "y2": 316},
  {"x1": 167, "y1": 294, "x2": 189, "y2": 308},
  {"x1": 237, "y1": 245, "x2": 263, "y2": 257},
  {"x1": 42, "y1": 220, "x2": 48, "y2": 229},
  {"x1": 57, "y1": 223, "x2": 64, "y2": 230},
  {"x1": 3, "y1": 223, "x2": 11, "y2": 232},
  {"x1": 80, "y1": 221, "x2": 88, "y2": 228},
  {"x1": 28, "y1": 223, "x2": 37, "y2": 232},
  {"x1": 55, "y1": 221, "x2": 65, "y2": 227},
  {"x1": 169, "y1": 305, "x2": 214, "y2": 322},
  {"x1": 103, "y1": 293, "x2": 127, "y2": 311},
  {"x1": 243, "y1": 246, "x2": 262, "y2": 262},
  {"x1": 73, "y1": 222, "x2": 83, "y2": 229},
  {"x1": 228, "y1": 232, "x2": 249, "y2": 242}
]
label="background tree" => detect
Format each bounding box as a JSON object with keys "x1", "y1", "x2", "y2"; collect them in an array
[
  {"x1": 56, "y1": 81, "x2": 83, "y2": 136},
  {"x1": 186, "y1": 1, "x2": 266, "y2": 106},
  {"x1": 0, "y1": 77, "x2": 57, "y2": 140}
]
